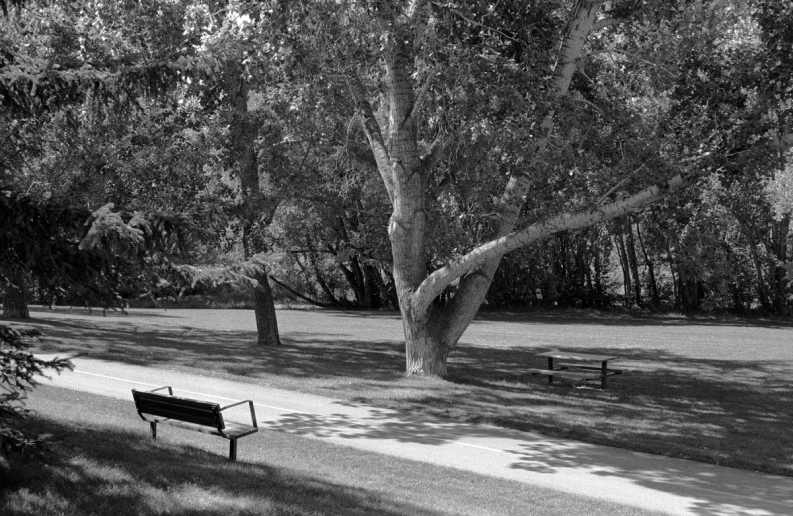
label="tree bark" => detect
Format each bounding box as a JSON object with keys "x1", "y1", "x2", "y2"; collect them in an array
[
  {"x1": 227, "y1": 61, "x2": 282, "y2": 346},
  {"x1": 613, "y1": 227, "x2": 632, "y2": 306},
  {"x1": 772, "y1": 215, "x2": 790, "y2": 313},
  {"x1": 2, "y1": 269, "x2": 30, "y2": 319},
  {"x1": 635, "y1": 217, "x2": 660, "y2": 307},
  {"x1": 250, "y1": 270, "x2": 281, "y2": 346},
  {"x1": 741, "y1": 223, "x2": 771, "y2": 311},
  {"x1": 403, "y1": 312, "x2": 451, "y2": 376},
  {"x1": 623, "y1": 217, "x2": 643, "y2": 307}
]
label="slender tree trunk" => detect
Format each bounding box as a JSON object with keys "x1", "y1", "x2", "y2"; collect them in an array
[
  {"x1": 593, "y1": 241, "x2": 604, "y2": 303},
  {"x1": 743, "y1": 226, "x2": 771, "y2": 311},
  {"x1": 772, "y1": 215, "x2": 790, "y2": 313},
  {"x1": 635, "y1": 217, "x2": 660, "y2": 307},
  {"x1": 3, "y1": 269, "x2": 30, "y2": 319},
  {"x1": 664, "y1": 234, "x2": 681, "y2": 310},
  {"x1": 614, "y1": 228, "x2": 632, "y2": 306},
  {"x1": 624, "y1": 217, "x2": 643, "y2": 307}
]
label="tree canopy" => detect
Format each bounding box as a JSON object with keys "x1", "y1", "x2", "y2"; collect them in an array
[{"x1": 2, "y1": 0, "x2": 792, "y2": 376}]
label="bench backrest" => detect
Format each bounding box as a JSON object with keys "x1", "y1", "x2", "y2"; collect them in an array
[{"x1": 132, "y1": 390, "x2": 225, "y2": 430}]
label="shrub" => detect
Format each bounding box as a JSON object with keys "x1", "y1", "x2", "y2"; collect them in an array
[{"x1": 0, "y1": 325, "x2": 72, "y2": 458}]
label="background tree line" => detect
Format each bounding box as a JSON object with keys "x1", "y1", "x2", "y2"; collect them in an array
[{"x1": 1, "y1": 0, "x2": 792, "y2": 375}]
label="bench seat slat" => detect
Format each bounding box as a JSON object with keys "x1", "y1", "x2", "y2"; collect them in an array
[
  {"x1": 139, "y1": 414, "x2": 258, "y2": 439},
  {"x1": 557, "y1": 363, "x2": 622, "y2": 375},
  {"x1": 526, "y1": 368, "x2": 598, "y2": 379}
]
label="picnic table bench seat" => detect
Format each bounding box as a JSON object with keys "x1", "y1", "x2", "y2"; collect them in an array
[
  {"x1": 530, "y1": 350, "x2": 622, "y2": 389},
  {"x1": 132, "y1": 386, "x2": 258, "y2": 461}
]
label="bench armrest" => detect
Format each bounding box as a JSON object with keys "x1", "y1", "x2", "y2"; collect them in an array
[
  {"x1": 145, "y1": 386, "x2": 173, "y2": 395},
  {"x1": 220, "y1": 400, "x2": 257, "y2": 428}
]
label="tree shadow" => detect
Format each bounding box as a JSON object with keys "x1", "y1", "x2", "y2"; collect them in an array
[
  {"x1": 21, "y1": 310, "x2": 793, "y2": 480},
  {"x1": 261, "y1": 395, "x2": 793, "y2": 516},
  {"x1": 27, "y1": 306, "x2": 177, "y2": 320},
  {"x1": 2, "y1": 416, "x2": 445, "y2": 516},
  {"x1": 469, "y1": 310, "x2": 793, "y2": 329},
  {"x1": 28, "y1": 315, "x2": 407, "y2": 379}
]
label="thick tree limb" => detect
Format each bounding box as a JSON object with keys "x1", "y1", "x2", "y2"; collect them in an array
[
  {"x1": 410, "y1": 173, "x2": 687, "y2": 316},
  {"x1": 269, "y1": 276, "x2": 334, "y2": 308},
  {"x1": 346, "y1": 74, "x2": 395, "y2": 202},
  {"x1": 405, "y1": 63, "x2": 441, "y2": 127},
  {"x1": 492, "y1": 1, "x2": 605, "y2": 236}
]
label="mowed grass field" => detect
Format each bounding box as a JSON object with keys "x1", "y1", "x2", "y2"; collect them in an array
[{"x1": 19, "y1": 306, "x2": 793, "y2": 476}]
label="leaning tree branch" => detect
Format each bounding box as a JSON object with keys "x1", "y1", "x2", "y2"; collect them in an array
[
  {"x1": 345, "y1": 74, "x2": 395, "y2": 203},
  {"x1": 269, "y1": 276, "x2": 335, "y2": 309},
  {"x1": 410, "y1": 173, "x2": 689, "y2": 316},
  {"x1": 405, "y1": 63, "x2": 442, "y2": 127}
]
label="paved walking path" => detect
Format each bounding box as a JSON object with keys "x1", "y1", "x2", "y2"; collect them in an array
[{"x1": 36, "y1": 355, "x2": 793, "y2": 516}]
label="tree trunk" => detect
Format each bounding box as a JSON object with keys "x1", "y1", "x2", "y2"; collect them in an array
[
  {"x1": 3, "y1": 270, "x2": 30, "y2": 319},
  {"x1": 251, "y1": 270, "x2": 281, "y2": 346},
  {"x1": 614, "y1": 228, "x2": 632, "y2": 306},
  {"x1": 772, "y1": 215, "x2": 790, "y2": 313},
  {"x1": 635, "y1": 217, "x2": 660, "y2": 307},
  {"x1": 403, "y1": 313, "x2": 451, "y2": 376},
  {"x1": 227, "y1": 60, "x2": 282, "y2": 346},
  {"x1": 743, "y1": 226, "x2": 771, "y2": 311},
  {"x1": 624, "y1": 217, "x2": 643, "y2": 307}
]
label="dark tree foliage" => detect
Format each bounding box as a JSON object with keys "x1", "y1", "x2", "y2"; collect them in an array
[
  {"x1": 0, "y1": 187, "x2": 215, "y2": 309},
  {"x1": 0, "y1": 325, "x2": 72, "y2": 457}
]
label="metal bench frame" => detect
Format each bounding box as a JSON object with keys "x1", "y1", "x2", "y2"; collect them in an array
[{"x1": 132, "y1": 386, "x2": 258, "y2": 461}]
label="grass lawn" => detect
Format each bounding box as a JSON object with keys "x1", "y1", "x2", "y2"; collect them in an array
[
  {"x1": 14, "y1": 306, "x2": 793, "y2": 477},
  {"x1": 2, "y1": 386, "x2": 655, "y2": 516}
]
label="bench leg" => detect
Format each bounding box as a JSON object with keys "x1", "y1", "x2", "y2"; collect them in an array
[
  {"x1": 150, "y1": 422, "x2": 157, "y2": 440},
  {"x1": 601, "y1": 362, "x2": 607, "y2": 390},
  {"x1": 229, "y1": 438, "x2": 238, "y2": 461}
]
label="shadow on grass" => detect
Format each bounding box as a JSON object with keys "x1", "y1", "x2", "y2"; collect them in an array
[
  {"x1": 469, "y1": 310, "x2": 793, "y2": 329},
  {"x1": 1, "y1": 416, "x2": 444, "y2": 516},
  {"x1": 27, "y1": 306, "x2": 178, "y2": 320},
  {"x1": 313, "y1": 307, "x2": 793, "y2": 329},
  {"x1": 20, "y1": 310, "x2": 793, "y2": 480},
  {"x1": 28, "y1": 315, "x2": 406, "y2": 380}
]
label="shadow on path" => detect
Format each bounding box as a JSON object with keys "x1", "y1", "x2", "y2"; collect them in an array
[
  {"x1": 16, "y1": 308, "x2": 793, "y2": 479},
  {"x1": 265, "y1": 399, "x2": 793, "y2": 516}
]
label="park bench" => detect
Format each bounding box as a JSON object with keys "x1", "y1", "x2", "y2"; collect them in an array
[{"x1": 131, "y1": 386, "x2": 258, "y2": 461}]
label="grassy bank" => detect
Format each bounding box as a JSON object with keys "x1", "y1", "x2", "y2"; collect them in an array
[
  {"x1": 15, "y1": 306, "x2": 793, "y2": 477},
  {"x1": 1, "y1": 419, "x2": 445, "y2": 516},
  {"x1": 3, "y1": 386, "x2": 648, "y2": 516}
]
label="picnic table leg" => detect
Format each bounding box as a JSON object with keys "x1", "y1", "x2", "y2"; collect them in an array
[
  {"x1": 229, "y1": 437, "x2": 238, "y2": 461},
  {"x1": 149, "y1": 422, "x2": 157, "y2": 440},
  {"x1": 547, "y1": 357, "x2": 554, "y2": 385},
  {"x1": 601, "y1": 361, "x2": 607, "y2": 389}
]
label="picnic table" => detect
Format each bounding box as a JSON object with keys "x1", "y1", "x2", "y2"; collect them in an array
[{"x1": 530, "y1": 350, "x2": 622, "y2": 389}]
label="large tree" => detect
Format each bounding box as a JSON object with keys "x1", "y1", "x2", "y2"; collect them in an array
[{"x1": 285, "y1": 0, "x2": 792, "y2": 375}]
